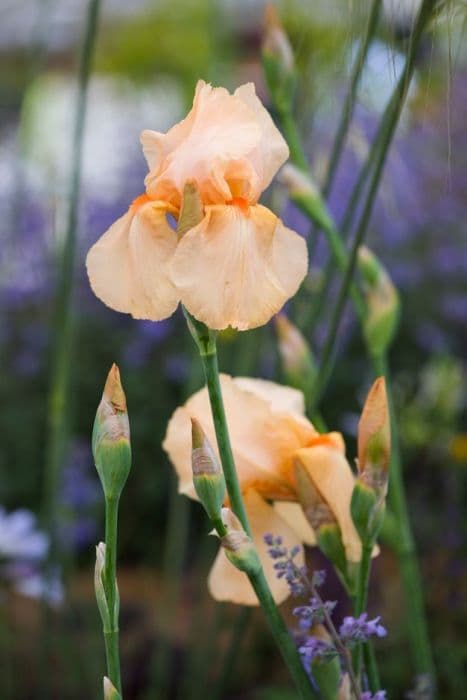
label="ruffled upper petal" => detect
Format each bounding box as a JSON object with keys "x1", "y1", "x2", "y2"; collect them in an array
[
  {"x1": 294, "y1": 440, "x2": 362, "y2": 562},
  {"x1": 208, "y1": 489, "x2": 305, "y2": 605},
  {"x1": 234, "y1": 82, "x2": 289, "y2": 196},
  {"x1": 86, "y1": 199, "x2": 180, "y2": 321},
  {"x1": 143, "y1": 80, "x2": 262, "y2": 206},
  {"x1": 170, "y1": 203, "x2": 308, "y2": 331},
  {"x1": 162, "y1": 374, "x2": 316, "y2": 501}
]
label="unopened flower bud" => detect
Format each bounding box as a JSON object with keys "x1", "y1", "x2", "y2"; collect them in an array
[
  {"x1": 275, "y1": 313, "x2": 316, "y2": 394},
  {"x1": 191, "y1": 418, "x2": 226, "y2": 522},
  {"x1": 358, "y1": 377, "x2": 391, "y2": 493},
  {"x1": 219, "y1": 508, "x2": 261, "y2": 576},
  {"x1": 103, "y1": 676, "x2": 121, "y2": 700},
  {"x1": 358, "y1": 246, "x2": 400, "y2": 357},
  {"x1": 95, "y1": 542, "x2": 110, "y2": 630},
  {"x1": 262, "y1": 5, "x2": 295, "y2": 112},
  {"x1": 279, "y1": 164, "x2": 333, "y2": 230},
  {"x1": 352, "y1": 377, "x2": 390, "y2": 543},
  {"x1": 92, "y1": 364, "x2": 131, "y2": 502},
  {"x1": 177, "y1": 180, "x2": 204, "y2": 238}
]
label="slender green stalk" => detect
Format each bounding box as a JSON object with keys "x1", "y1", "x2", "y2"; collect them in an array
[
  {"x1": 363, "y1": 641, "x2": 381, "y2": 693},
  {"x1": 374, "y1": 354, "x2": 435, "y2": 690},
  {"x1": 276, "y1": 107, "x2": 309, "y2": 171},
  {"x1": 353, "y1": 543, "x2": 373, "y2": 686},
  {"x1": 323, "y1": 0, "x2": 381, "y2": 197},
  {"x1": 103, "y1": 497, "x2": 122, "y2": 694},
  {"x1": 188, "y1": 317, "x2": 316, "y2": 699},
  {"x1": 41, "y1": 0, "x2": 101, "y2": 548}
]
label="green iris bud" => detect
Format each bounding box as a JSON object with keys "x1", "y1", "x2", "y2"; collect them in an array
[
  {"x1": 191, "y1": 418, "x2": 226, "y2": 522},
  {"x1": 358, "y1": 246, "x2": 400, "y2": 358},
  {"x1": 92, "y1": 364, "x2": 131, "y2": 502}
]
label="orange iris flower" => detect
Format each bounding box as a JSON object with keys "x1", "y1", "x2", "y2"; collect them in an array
[
  {"x1": 163, "y1": 375, "x2": 362, "y2": 606},
  {"x1": 86, "y1": 81, "x2": 308, "y2": 331}
]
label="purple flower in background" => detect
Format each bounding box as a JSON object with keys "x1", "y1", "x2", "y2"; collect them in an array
[
  {"x1": 59, "y1": 440, "x2": 100, "y2": 551},
  {"x1": 362, "y1": 692, "x2": 387, "y2": 700},
  {"x1": 0, "y1": 507, "x2": 63, "y2": 605},
  {"x1": 293, "y1": 598, "x2": 337, "y2": 630},
  {"x1": 339, "y1": 613, "x2": 387, "y2": 644},
  {"x1": 299, "y1": 636, "x2": 337, "y2": 663}
]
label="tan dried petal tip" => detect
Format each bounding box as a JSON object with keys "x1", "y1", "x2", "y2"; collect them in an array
[
  {"x1": 103, "y1": 363, "x2": 127, "y2": 412},
  {"x1": 358, "y1": 376, "x2": 390, "y2": 472}
]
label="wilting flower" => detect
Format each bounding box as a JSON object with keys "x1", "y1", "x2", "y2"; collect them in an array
[
  {"x1": 87, "y1": 80, "x2": 308, "y2": 331},
  {"x1": 163, "y1": 376, "x2": 361, "y2": 605}
]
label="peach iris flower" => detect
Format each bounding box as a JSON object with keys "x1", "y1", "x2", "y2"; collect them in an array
[
  {"x1": 86, "y1": 81, "x2": 308, "y2": 331},
  {"x1": 163, "y1": 375, "x2": 361, "y2": 606}
]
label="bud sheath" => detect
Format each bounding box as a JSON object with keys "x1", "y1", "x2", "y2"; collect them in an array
[{"x1": 191, "y1": 418, "x2": 226, "y2": 522}]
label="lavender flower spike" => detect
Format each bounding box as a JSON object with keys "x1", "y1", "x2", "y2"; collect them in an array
[{"x1": 339, "y1": 613, "x2": 387, "y2": 644}]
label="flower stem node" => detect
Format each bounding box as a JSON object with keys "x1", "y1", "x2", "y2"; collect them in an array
[
  {"x1": 191, "y1": 418, "x2": 226, "y2": 522},
  {"x1": 351, "y1": 480, "x2": 385, "y2": 544},
  {"x1": 220, "y1": 508, "x2": 261, "y2": 576},
  {"x1": 92, "y1": 364, "x2": 131, "y2": 502},
  {"x1": 261, "y1": 5, "x2": 296, "y2": 114},
  {"x1": 358, "y1": 246, "x2": 400, "y2": 358},
  {"x1": 103, "y1": 676, "x2": 122, "y2": 700}
]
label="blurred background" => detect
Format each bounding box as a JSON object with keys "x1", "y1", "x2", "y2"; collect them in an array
[{"x1": 0, "y1": 0, "x2": 466, "y2": 697}]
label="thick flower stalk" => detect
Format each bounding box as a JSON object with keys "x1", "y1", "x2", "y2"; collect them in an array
[
  {"x1": 86, "y1": 80, "x2": 307, "y2": 331},
  {"x1": 93, "y1": 365, "x2": 131, "y2": 695},
  {"x1": 164, "y1": 375, "x2": 364, "y2": 606}
]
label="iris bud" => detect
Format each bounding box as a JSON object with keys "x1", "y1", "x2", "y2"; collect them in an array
[
  {"x1": 92, "y1": 364, "x2": 131, "y2": 502},
  {"x1": 191, "y1": 418, "x2": 226, "y2": 522},
  {"x1": 275, "y1": 313, "x2": 316, "y2": 396},
  {"x1": 219, "y1": 508, "x2": 261, "y2": 576},
  {"x1": 358, "y1": 246, "x2": 400, "y2": 358}
]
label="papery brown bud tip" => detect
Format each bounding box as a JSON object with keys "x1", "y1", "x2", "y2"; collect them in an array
[
  {"x1": 190, "y1": 417, "x2": 205, "y2": 450},
  {"x1": 103, "y1": 364, "x2": 126, "y2": 412}
]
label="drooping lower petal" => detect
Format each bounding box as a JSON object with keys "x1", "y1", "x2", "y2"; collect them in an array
[
  {"x1": 86, "y1": 199, "x2": 180, "y2": 321},
  {"x1": 170, "y1": 203, "x2": 308, "y2": 331},
  {"x1": 208, "y1": 489, "x2": 305, "y2": 605}
]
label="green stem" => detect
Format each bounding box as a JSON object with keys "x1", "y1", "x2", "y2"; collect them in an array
[
  {"x1": 374, "y1": 354, "x2": 436, "y2": 692},
  {"x1": 323, "y1": 0, "x2": 381, "y2": 197},
  {"x1": 354, "y1": 542, "x2": 373, "y2": 684},
  {"x1": 189, "y1": 320, "x2": 316, "y2": 698},
  {"x1": 41, "y1": 0, "x2": 101, "y2": 550},
  {"x1": 277, "y1": 108, "x2": 309, "y2": 171},
  {"x1": 104, "y1": 497, "x2": 122, "y2": 695},
  {"x1": 363, "y1": 640, "x2": 381, "y2": 693}
]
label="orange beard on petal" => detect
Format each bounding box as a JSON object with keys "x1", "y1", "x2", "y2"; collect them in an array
[
  {"x1": 130, "y1": 193, "x2": 153, "y2": 213},
  {"x1": 227, "y1": 197, "x2": 250, "y2": 216},
  {"x1": 306, "y1": 435, "x2": 340, "y2": 450}
]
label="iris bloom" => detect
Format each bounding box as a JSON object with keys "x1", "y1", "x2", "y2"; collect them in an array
[
  {"x1": 86, "y1": 81, "x2": 307, "y2": 331},
  {"x1": 163, "y1": 375, "x2": 361, "y2": 605}
]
